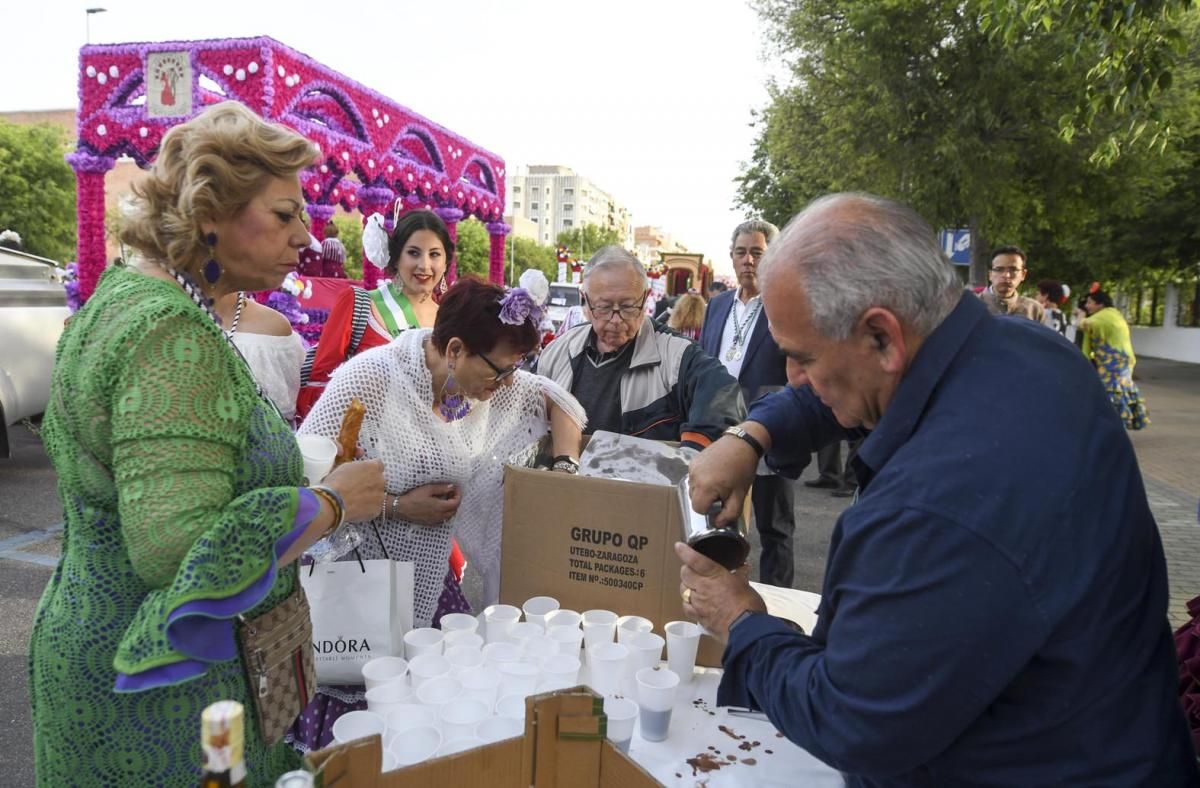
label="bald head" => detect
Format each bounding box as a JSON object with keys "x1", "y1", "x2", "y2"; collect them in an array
[{"x1": 760, "y1": 193, "x2": 961, "y2": 339}]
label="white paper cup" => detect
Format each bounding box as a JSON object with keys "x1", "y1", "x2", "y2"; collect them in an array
[
  {"x1": 436, "y1": 736, "x2": 485, "y2": 757},
  {"x1": 332, "y1": 709, "x2": 386, "y2": 744},
  {"x1": 665, "y1": 620, "x2": 702, "y2": 684},
  {"x1": 581, "y1": 610, "x2": 618, "y2": 658},
  {"x1": 365, "y1": 680, "x2": 414, "y2": 717},
  {"x1": 635, "y1": 667, "x2": 680, "y2": 742},
  {"x1": 446, "y1": 644, "x2": 485, "y2": 674},
  {"x1": 521, "y1": 634, "x2": 560, "y2": 667},
  {"x1": 443, "y1": 630, "x2": 485, "y2": 651},
  {"x1": 616, "y1": 615, "x2": 654, "y2": 644},
  {"x1": 415, "y1": 674, "x2": 462, "y2": 711},
  {"x1": 506, "y1": 621, "x2": 545, "y2": 647},
  {"x1": 541, "y1": 654, "x2": 581, "y2": 686},
  {"x1": 389, "y1": 724, "x2": 441, "y2": 766},
  {"x1": 495, "y1": 693, "x2": 527, "y2": 721},
  {"x1": 362, "y1": 656, "x2": 409, "y2": 693},
  {"x1": 408, "y1": 653, "x2": 451, "y2": 689},
  {"x1": 385, "y1": 704, "x2": 438, "y2": 735},
  {"x1": 438, "y1": 698, "x2": 492, "y2": 742},
  {"x1": 439, "y1": 613, "x2": 479, "y2": 635},
  {"x1": 521, "y1": 596, "x2": 560, "y2": 629},
  {"x1": 498, "y1": 661, "x2": 540, "y2": 698},
  {"x1": 476, "y1": 715, "x2": 523, "y2": 744},
  {"x1": 483, "y1": 604, "x2": 521, "y2": 644},
  {"x1": 459, "y1": 665, "x2": 502, "y2": 709},
  {"x1": 296, "y1": 434, "x2": 337, "y2": 484},
  {"x1": 404, "y1": 627, "x2": 445, "y2": 660},
  {"x1": 548, "y1": 624, "x2": 584, "y2": 657},
  {"x1": 482, "y1": 641, "x2": 522, "y2": 667},
  {"x1": 586, "y1": 642, "x2": 629, "y2": 696},
  {"x1": 603, "y1": 696, "x2": 639, "y2": 753},
  {"x1": 545, "y1": 609, "x2": 582, "y2": 630}
]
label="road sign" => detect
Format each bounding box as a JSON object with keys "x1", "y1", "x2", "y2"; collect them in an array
[{"x1": 939, "y1": 229, "x2": 971, "y2": 265}]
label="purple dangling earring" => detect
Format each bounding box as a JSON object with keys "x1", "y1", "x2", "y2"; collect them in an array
[
  {"x1": 202, "y1": 232, "x2": 222, "y2": 284},
  {"x1": 438, "y1": 364, "x2": 471, "y2": 421}
]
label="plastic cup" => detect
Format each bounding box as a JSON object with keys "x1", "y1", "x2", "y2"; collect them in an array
[
  {"x1": 476, "y1": 715, "x2": 523, "y2": 744},
  {"x1": 482, "y1": 641, "x2": 522, "y2": 667},
  {"x1": 495, "y1": 693, "x2": 527, "y2": 721},
  {"x1": 483, "y1": 604, "x2": 521, "y2": 644},
  {"x1": 506, "y1": 621, "x2": 545, "y2": 646},
  {"x1": 623, "y1": 631, "x2": 665, "y2": 695},
  {"x1": 415, "y1": 674, "x2": 462, "y2": 712},
  {"x1": 616, "y1": 615, "x2": 654, "y2": 644},
  {"x1": 548, "y1": 624, "x2": 584, "y2": 657},
  {"x1": 296, "y1": 434, "x2": 337, "y2": 484},
  {"x1": 382, "y1": 750, "x2": 399, "y2": 772},
  {"x1": 545, "y1": 609, "x2": 582, "y2": 630},
  {"x1": 362, "y1": 656, "x2": 409, "y2": 693},
  {"x1": 436, "y1": 736, "x2": 484, "y2": 757},
  {"x1": 665, "y1": 620, "x2": 702, "y2": 684},
  {"x1": 459, "y1": 665, "x2": 503, "y2": 709},
  {"x1": 385, "y1": 704, "x2": 438, "y2": 735},
  {"x1": 537, "y1": 677, "x2": 575, "y2": 693},
  {"x1": 439, "y1": 612, "x2": 479, "y2": 635},
  {"x1": 521, "y1": 634, "x2": 560, "y2": 667},
  {"x1": 332, "y1": 709, "x2": 386, "y2": 744},
  {"x1": 444, "y1": 630, "x2": 485, "y2": 651},
  {"x1": 586, "y1": 642, "x2": 629, "y2": 696},
  {"x1": 603, "y1": 696, "x2": 639, "y2": 754},
  {"x1": 521, "y1": 596, "x2": 560, "y2": 629},
  {"x1": 446, "y1": 644, "x2": 485, "y2": 675},
  {"x1": 389, "y1": 724, "x2": 441, "y2": 766},
  {"x1": 581, "y1": 610, "x2": 618, "y2": 658},
  {"x1": 498, "y1": 661, "x2": 540, "y2": 698},
  {"x1": 439, "y1": 699, "x2": 491, "y2": 742},
  {"x1": 635, "y1": 667, "x2": 680, "y2": 742},
  {"x1": 404, "y1": 627, "x2": 445, "y2": 660},
  {"x1": 365, "y1": 679, "x2": 414, "y2": 717},
  {"x1": 408, "y1": 653, "x2": 451, "y2": 689},
  {"x1": 540, "y1": 654, "x2": 581, "y2": 686}
]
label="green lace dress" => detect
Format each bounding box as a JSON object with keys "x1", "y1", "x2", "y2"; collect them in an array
[{"x1": 30, "y1": 268, "x2": 317, "y2": 786}]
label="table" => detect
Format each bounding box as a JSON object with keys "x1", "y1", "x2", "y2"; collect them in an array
[{"x1": 622, "y1": 669, "x2": 843, "y2": 788}]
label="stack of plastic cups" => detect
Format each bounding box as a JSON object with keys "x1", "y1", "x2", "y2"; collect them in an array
[
  {"x1": 482, "y1": 604, "x2": 521, "y2": 645},
  {"x1": 664, "y1": 620, "x2": 702, "y2": 684},
  {"x1": 581, "y1": 610, "x2": 618, "y2": 665},
  {"x1": 622, "y1": 630, "x2": 665, "y2": 697}
]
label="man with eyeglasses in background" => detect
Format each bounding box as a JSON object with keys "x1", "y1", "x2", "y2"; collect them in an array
[
  {"x1": 978, "y1": 245, "x2": 1046, "y2": 322},
  {"x1": 537, "y1": 245, "x2": 745, "y2": 451}
]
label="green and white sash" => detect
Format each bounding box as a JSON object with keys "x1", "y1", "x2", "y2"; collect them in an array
[{"x1": 371, "y1": 283, "x2": 419, "y2": 337}]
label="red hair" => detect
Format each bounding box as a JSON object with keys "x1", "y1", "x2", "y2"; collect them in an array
[{"x1": 430, "y1": 276, "x2": 539, "y2": 356}]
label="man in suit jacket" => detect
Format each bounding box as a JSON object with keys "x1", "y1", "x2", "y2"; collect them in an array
[{"x1": 700, "y1": 220, "x2": 796, "y2": 587}]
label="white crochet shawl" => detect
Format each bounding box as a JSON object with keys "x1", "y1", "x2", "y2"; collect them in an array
[{"x1": 298, "y1": 328, "x2": 584, "y2": 626}]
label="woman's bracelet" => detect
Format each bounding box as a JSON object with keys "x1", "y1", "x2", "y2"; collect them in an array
[
  {"x1": 309, "y1": 485, "x2": 346, "y2": 536},
  {"x1": 551, "y1": 455, "x2": 580, "y2": 474}
]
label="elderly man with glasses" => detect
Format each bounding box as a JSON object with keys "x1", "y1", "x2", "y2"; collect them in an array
[
  {"x1": 537, "y1": 245, "x2": 745, "y2": 450},
  {"x1": 978, "y1": 245, "x2": 1045, "y2": 322}
]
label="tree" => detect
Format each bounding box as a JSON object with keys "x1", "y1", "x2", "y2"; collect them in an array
[
  {"x1": 0, "y1": 120, "x2": 76, "y2": 262},
  {"x1": 509, "y1": 236, "x2": 558, "y2": 284},
  {"x1": 329, "y1": 214, "x2": 363, "y2": 279},
  {"x1": 555, "y1": 224, "x2": 623, "y2": 261},
  {"x1": 453, "y1": 218, "x2": 489, "y2": 278}
]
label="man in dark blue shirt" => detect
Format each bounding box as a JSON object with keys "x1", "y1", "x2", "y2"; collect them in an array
[{"x1": 679, "y1": 193, "x2": 1198, "y2": 786}]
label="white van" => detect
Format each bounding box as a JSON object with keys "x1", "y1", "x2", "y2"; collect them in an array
[{"x1": 546, "y1": 282, "x2": 581, "y2": 330}]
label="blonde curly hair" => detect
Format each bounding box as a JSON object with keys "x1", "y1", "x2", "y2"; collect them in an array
[
  {"x1": 120, "y1": 101, "x2": 318, "y2": 272},
  {"x1": 668, "y1": 293, "x2": 707, "y2": 333}
]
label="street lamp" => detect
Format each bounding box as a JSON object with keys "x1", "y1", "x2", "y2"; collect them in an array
[{"x1": 85, "y1": 8, "x2": 107, "y2": 44}]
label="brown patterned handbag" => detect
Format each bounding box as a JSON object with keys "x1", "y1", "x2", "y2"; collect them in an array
[{"x1": 237, "y1": 582, "x2": 317, "y2": 744}]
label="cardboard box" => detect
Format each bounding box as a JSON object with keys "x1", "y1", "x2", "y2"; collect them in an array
[
  {"x1": 500, "y1": 464, "x2": 726, "y2": 668},
  {"x1": 304, "y1": 687, "x2": 661, "y2": 787}
]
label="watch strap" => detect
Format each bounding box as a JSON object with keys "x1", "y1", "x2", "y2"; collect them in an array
[{"x1": 723, "y1": 426, "x2": 765, "y2": 458}]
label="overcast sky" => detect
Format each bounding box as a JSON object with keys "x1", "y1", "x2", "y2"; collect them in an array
[{"x1": 0, "y1": 0, "x2": 779, "y2": 275}]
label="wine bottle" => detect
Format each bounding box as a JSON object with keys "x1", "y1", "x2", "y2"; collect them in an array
[{"x1": 199, "y1": 700, "x2": 246, "y2": 788}]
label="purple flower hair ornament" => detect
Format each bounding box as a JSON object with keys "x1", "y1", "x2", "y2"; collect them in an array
[{"x1": 499, "y1": 269, "x2": 550, "y2": 326}]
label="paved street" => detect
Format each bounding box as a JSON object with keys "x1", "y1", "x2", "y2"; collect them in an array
[{"x1": 0, "y1": 356, "x2": 1196, "y2": 784}]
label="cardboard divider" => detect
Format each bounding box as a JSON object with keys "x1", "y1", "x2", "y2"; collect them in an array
[
  {"x1": 305, "y1": 686, "x2": 660, "y2": 786},
  {"x1": 501, "y1": 465, "x2": 725, "y2": 667}
]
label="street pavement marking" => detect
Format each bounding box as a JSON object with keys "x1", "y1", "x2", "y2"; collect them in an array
[{"x1": 0, "y1": 523, "x2": 63, "y2": 569}]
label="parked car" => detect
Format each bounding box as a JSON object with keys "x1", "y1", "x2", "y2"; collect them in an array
[
  {"x1": 546, "y1": 282, "x2": 581, "y2": 330},
  {"x1": 0, "y1": 248, "x2": 68, "y2": 457}
]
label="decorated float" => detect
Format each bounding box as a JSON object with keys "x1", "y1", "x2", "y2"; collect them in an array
[{"x1": 68, "y1": 35, "x2": 509, "y2": 338}]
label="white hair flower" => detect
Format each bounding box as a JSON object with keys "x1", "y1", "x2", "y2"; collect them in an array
[
  {"x1": 362, "y1": 213, "x2": 390, "y2": 269},
  {"x1": 518, "y1": 268, "x2": 550, "y2": 306}
]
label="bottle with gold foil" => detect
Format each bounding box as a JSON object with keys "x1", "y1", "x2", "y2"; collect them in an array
[{"x1": 200, "y1": 700, "x2": 246, "y2": 788}]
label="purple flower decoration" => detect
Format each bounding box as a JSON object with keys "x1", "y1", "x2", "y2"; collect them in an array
[
  {"x1": 499, "y1": 288, "x2": 544, "y2": 326},
  {"x1": 63, "y1": 262, "x2": 82, "y2": 313}
]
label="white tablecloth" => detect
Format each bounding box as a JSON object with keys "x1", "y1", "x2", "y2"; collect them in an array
[{"x1": 623, "y1": 668, "x2": 844, "y2": 788}]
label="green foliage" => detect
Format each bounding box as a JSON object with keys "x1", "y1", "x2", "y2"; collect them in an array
[
  {"x1": 0, "y1": 121, "x2": 76, "y2": 262},
  {"x1": 329, "y1": 215, "x2": 363, "y2": 279},
  {"x1": 556, "y1": 224, "x2": 624, "y2": 261},
  {"x1": 509, "y1": 236, "x2": 559, "y2": 284},
  {"x1": 454, "y1": 218, "x2": 490, "y2": 278}
]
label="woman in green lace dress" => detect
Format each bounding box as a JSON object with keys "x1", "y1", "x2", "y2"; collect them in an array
[{"x1": 29, "y1": 102, "x2": 385, "y2": 787}]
